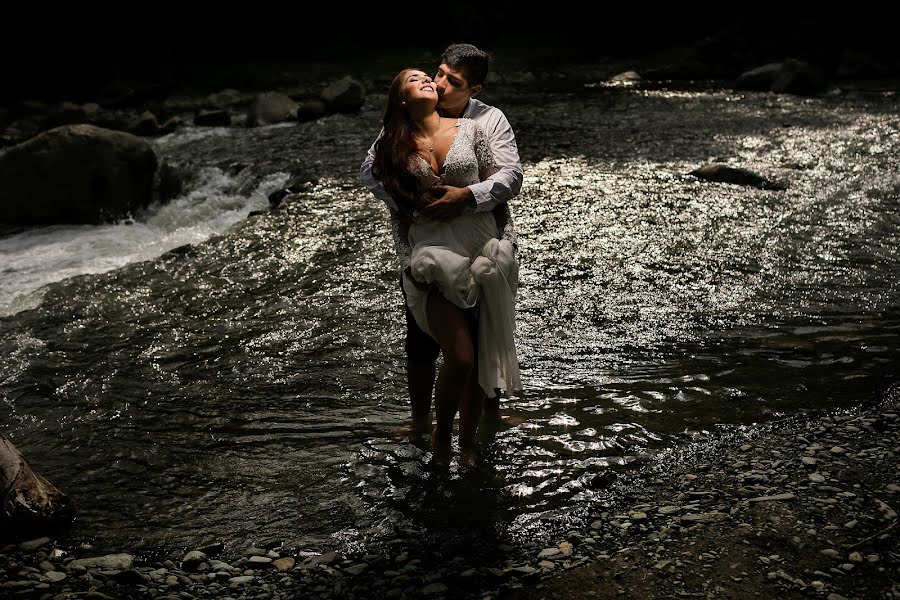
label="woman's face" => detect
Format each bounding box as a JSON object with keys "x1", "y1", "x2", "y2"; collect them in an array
[{"x1": 399, "y1": 69, "x2": 438, "y2": 108}]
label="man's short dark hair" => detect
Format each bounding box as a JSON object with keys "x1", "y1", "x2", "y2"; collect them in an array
[{"x1": 441, "y1": 43, "x2": 490, "y2": 87}]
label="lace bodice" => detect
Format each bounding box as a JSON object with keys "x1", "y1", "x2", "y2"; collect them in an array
[
  {"x1": 391, "y1": 118, "x2": 516, "y2": 271},
  {"x1": 410, "y1": 119, "x2": 495, "y2": 191}
]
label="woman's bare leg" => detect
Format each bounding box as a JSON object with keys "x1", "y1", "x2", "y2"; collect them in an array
[{"x1": 426, "y1": 291, "x2": 475, "y2": 464}]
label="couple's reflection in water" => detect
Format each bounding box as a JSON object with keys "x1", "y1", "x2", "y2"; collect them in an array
[{"x1": 354, "y1": 420, "x2": 525, "y2": 569}]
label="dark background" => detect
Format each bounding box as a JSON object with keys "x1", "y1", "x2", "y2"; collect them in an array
[{"x1": 3, "y1": 5, "x2": 897, "y2": 103}]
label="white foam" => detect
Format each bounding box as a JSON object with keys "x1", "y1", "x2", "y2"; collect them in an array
[{"x1": 0, "y1": 167, "x2": 286, "y2": 315}]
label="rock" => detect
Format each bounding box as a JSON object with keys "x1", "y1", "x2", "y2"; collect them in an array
[
  {"x1": 18, "y1": 537, "x2": 52, "y2": 551},
  {"x1": 875, "y1": 499, "x2": 898, "y2": 519},
  {"x1": 735, "y1": 59, "x2": 828, "y2": 96},
  {"x1": 749, "y1": 493, "x2": 796, "y2": 503},
  {"x1": 689, "y1": 163, "x2": 786, "y2": 191},
  {"x1": 735, "y1": 62, "x2": 783, "y2": 91},
  {"x1": 246, "y1": 92, "x2": 299, "y2": 126},
  {"x1": 0, "y1": 437, "x2": 74, "y2": 536},
  {"x1": 771, "y1": 59, "x2": 828, "y2": 96},
  {"x1": 273, "y1": 557, "x2": 295, "y2": 572},
  {"x1": 680, "y1": 512, "x2": 729, "y2": 524},
  {"x1": 181, "y1": 550, "x2": 207, "y2": 570},
  {"x1": 68, "y1": 554, "x2": 134, "y2": 571},
  {"x1": 610, "y1": 71, "x2": 642, "y2": 83},
  {"x1": 343, "y1": 563, "x2": 367, "y2": 576},
  {"x1": 42, "y1": 571, "x2": 66, "y2": 583},
  {"x1": 421, "y1": 582, "x2": 448, "y2": 595},
  {"x1": 0, "y1": 124, "x2": 157, "y2": 225},
  {"x1": 320, "y1": 76, "x2": 365, "y2": 113},
  {"x1": 296, "y1": 101, "x2": 327, "y2": 122}
]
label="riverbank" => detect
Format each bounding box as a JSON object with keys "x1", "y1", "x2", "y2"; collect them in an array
[
  {"x1": 4, "y1": 385, "x2": 897, "y2": 599},
  {"x1": 500, "y1": 389, "x2": 900, "y2": 600}
]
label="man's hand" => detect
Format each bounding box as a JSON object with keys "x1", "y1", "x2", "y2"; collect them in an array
[{"x1": 419, "y1": 185, "x2": 474, "y2": 221}]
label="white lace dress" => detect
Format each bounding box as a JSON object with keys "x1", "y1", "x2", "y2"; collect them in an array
[{"x1": 402, "y1": 119, "x2": 521, "y2": 397}]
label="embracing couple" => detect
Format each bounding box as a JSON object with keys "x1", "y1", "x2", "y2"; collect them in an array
[{"x1": 360, "y1": 43, "x2": 523, "y2": 465}]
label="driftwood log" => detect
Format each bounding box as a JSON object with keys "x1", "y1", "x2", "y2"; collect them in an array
[{"x1": 1, "y1": 434, "x2": 73, "y2": 538}]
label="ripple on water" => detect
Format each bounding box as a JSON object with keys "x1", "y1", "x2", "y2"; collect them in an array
[{"x1": 0, "y1": 85, "x2": 898, "y2": 560}]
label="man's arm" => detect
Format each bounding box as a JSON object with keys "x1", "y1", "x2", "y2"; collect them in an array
[
  {"x1": 468, "y1": 110, "x2": 523, "y2": 212},
  {"x1": 359, "y1": 128, "x2": 400, "y2": 212}
]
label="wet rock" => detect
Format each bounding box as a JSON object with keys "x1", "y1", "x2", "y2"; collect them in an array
[
  {"x1": 246, "y1": 92, "x2": 298, "y2": 126},
  {"x1": 68, "y1": 554, "x2": 134, "y2": 571},
  {"x1": 320, "y1": 76, "x2": 365, "y2": 114},
  {"x1": 0, "y1": 124, "x2": 157, "y2": 225},
  {"x1": 689, "y1": 163, "x2": 786, "y2": 191},
  {"x1": 181, "y1": 550, "x2": 207, "y2": 571}
]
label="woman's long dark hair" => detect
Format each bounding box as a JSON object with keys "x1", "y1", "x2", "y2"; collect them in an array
[{"x1": 372, "y1": 68, "x2": 428, "y2": 215}]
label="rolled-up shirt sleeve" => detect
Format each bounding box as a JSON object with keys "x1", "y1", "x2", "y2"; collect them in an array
[{"x1": 468, "y1": 111, "x2": 523, "y2": 212}]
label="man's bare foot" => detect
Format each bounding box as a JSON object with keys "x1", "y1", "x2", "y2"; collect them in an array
[
  {"x1": 430, "y1": 427, "x2": 452, "y2": 466},
  {"x1": 391, "y1": 415, "x2": 433, "y2": 441},
  {"x1": 459, "y1": 445, "x2": 478, "y2": 467}
]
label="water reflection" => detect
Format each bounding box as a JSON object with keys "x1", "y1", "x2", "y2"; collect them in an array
[{"x1": 0, "y1": 84, "x2": 898, "y2": 562}]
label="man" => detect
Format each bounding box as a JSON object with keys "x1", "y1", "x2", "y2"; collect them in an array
[{"x1": 359, "y1": 43, "x2": 523, "y2": 437}]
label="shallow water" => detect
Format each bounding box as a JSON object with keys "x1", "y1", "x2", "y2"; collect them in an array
[{"x1": 1, "y1": 78, "x2": 898, "y2": 563}]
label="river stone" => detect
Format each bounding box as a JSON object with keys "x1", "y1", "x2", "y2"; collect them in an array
[
  {"x1": 181, "y1": 550, "x2": 206, "y2": 570},
  {"x1": 320, "y1": 76, "x2": 365, "y2": 113},
  {"x1": 273, "y1": 557, "x2": 295, "y2": 572},
  {"x1": 68, "y1": 554, "x2": 134, "y2": 571},
  {"x1": 18, "y1": 537, "x2": 52, "y2": 551},
  {"x1": 421, "y1": 582, "x2": 448, "y2": 595},
  {"x1": 0, "y1": 124, "x2": 157, "y2": 225}
]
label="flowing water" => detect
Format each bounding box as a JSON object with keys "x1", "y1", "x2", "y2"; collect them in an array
[{"x1": 1, "y1": 72, "x2": 898, "y2": 563}]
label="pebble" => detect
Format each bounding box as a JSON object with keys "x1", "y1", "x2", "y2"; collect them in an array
[{"x1": 3, "y1": 394, "x2": 897, "y2": 600}]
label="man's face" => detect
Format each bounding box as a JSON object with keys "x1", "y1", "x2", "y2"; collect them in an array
[{"x1": 434, "y1": 62, "x2": 479, "y2": 116}]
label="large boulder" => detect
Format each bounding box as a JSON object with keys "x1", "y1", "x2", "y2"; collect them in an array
[
  {"x1": 771, "y1": 58, "x2": 827, "y2": 96},
  {"x1": 735, "y1": 62, "x2": 783, "y2": 91},
  {"x1": 735, "y1": 59, "x2": 828, "y2": 96},
  {"x1": 0, "y1": 124, "x2": 157, "y2": 225},
  {"x1": 246, "y1": 92, "x2": 299, "y2": 126},
  {"x1": 320, "y1": 76, "x2": 365, "y2": 113}
]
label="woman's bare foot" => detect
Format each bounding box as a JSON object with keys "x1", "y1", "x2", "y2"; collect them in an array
[{"x1": 478, "y1": 411, "x2": 527, "y2": 439}]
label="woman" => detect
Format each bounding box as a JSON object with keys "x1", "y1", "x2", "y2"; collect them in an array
[{"x1": 371, "y1": 68, "x2": 520, "y2": 463}]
